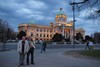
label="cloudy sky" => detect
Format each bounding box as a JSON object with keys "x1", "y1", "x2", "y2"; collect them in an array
[{"x1": 0, "y1": 0, "x2": 100, "y2": 35}]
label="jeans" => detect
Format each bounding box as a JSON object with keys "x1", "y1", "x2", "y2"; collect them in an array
[
  {"x1": 19, "y1": 53, "x2": 25, "y2": 65},
  {"x1": 27, "y1": 48, "x2": 34, "y2": 64}
]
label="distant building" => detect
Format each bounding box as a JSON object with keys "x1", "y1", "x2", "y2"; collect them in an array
[{"x1": 18, "y1": 8, "x2": 85, "y2": 41}]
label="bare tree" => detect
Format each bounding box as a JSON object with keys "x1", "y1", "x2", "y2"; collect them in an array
[
  {"x1": 77, "y1": 0, "x2": 100, "y2": 21},
  {"x1": 0, "y1": 18, "x2": 16, "y2": 42}
]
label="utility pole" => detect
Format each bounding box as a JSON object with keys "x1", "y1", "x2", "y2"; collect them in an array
[{"x1": 69, "y1": 0, "x2": 88, "y2": 48}]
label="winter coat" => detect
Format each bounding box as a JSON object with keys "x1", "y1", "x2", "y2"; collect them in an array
[{"x1": 17, "y1": 40, "x2": 29, "y2": 53}]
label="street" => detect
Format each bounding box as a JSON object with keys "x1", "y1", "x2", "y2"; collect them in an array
[
  {"x1": 0, "y1": 48, "x2": 100, "y2": 67},
  {"x1": 0, "y1": 43, "x2": 100, "y2": 67},
  {"x1": 0, "y1": 42, "x2": 100, "y2": 50}
]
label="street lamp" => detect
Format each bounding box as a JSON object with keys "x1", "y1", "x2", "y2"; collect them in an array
[{"x1": 69, "y1": 0, "x2": 88, "y2": 48}]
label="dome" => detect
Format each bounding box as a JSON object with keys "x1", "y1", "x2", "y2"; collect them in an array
[
  {"x1": 29, "y1": 20, "x2": 35, "y2": 25},
  {"x1": 56, "y1": 8, "x2": 66, "y2": 15},
  {"x1": 55, "y1": 8, "x2": 67, "y2": 22}
]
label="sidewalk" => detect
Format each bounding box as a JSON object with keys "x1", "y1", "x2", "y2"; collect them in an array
[{"x1": 0, "y1": 48, "x2": 100, "y2": 67}]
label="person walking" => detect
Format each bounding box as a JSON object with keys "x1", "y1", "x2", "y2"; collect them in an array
[
  {"x1": 89, "y1": 40, "x2": 94, "y2": 50},
  {"x1": 39, "y1": 39, "x2": 43, "y2": 53},
  {"x1": 17, "y1": 36, "x2": 29, "y2": 66},
  {"x1": 26, "y1": 37, "x2": 35, "y2": 65},
  {"x1": 85, "y1": 40, "x2": 89, "y2": 50},
  {"x1": 41, "y1": 40, "x2": 47, "y2": 53}
]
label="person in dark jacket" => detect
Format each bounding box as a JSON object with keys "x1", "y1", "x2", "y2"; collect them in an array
[
  {"x1": 85, "y1": 40, "x2": 89, "y2": 49},
  {"x1": 41, "y1": 41, "x2": 47, "y2": 53},
  {"x1": 26, "y1": 37, "x2": 35, "y2": 65}
]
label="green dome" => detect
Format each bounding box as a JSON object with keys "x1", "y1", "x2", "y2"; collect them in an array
[
  {"x1": 56, "y1": 8, "x2": 66, "y2": 15},
  {"x1": 29, "y1": 20, "x2": 35, "y2": 25}
]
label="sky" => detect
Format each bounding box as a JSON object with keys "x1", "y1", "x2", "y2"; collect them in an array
[{"x1": 0, "y1": 0, "x2": 100, "y2": 35}]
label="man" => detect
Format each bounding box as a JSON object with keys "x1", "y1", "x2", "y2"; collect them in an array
[
  {"x1": 41, "y1": 40, "x2": 47, "y2": 53},
  {"x1": 27, "y1": 37, "x2": 35, "y2": 65},
  {"x1": 17, "y1": 36, "x2": 29, "y2": 66},
  {"x1": 85, "y1": 40, "x2": 89, "y2": 50}
]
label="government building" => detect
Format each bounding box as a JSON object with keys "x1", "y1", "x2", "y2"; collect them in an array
[{"x1": 18, "y1": 8, "x2": 85, "y2": 41}]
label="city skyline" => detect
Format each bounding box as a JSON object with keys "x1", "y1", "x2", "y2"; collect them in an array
[{"x1": 0, "y1": 0, "x2": 100, "y2": 35}]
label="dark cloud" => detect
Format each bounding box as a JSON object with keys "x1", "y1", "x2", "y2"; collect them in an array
[{"x1": 0, "y1": 0, "x2": 100, "y2": 35}]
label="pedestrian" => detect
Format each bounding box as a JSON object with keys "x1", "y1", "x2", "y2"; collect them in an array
[
  {"x1": 85, "y1": 40, "x2": 89, "y2": 50},
  {"x1": 26, "y1": 37, "x2": 35, "y2": 65},
  {"x1": 39, "y1": 39, "x2": 43, "y2": 53},
  {"x1": 89, "y1": 40, "x2": 94, "y2": 50},
  {"x1": 41, "y1": 40, "x2": 47, "y2": 53},
  {"x1": 17, "y1": 36, "x2": 29, "y2": 66}
]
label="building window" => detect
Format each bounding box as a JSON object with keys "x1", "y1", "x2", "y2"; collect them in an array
[
  {"x1": 40, "y1": 34, "x2": 42, "y2": 37},
  {"x1": 44, "y1": 29, "x2": 45, "y2": 32},
  {"x1": 36, "y1": 33, "x2": 38, "y2": 37},
  {"x1": 40, "y1": 29, "x2": 42, "y2": 32},
  {"x1": 47, "y1": 39, "x2": 49, "y2": 41},
  {"x1": 31, "y1": 33, "x2": 33, "y2": 36},
  {"x1": 50, "y1": 34, "x2": 52, "y2": 37},
  {"x1": 43, "y1": 34, "x2": 45, "y2": 37},
  {"x1": 47, "y1": 34, "x2": 49, "y2": 37}
]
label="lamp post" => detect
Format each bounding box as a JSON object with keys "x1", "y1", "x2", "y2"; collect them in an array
[
  {"x1": 69, "y1": 0, "x2": 88, "y2": 48},
  {"x1": 72, "y1": 4, "x2": 75, "y2": 48}
]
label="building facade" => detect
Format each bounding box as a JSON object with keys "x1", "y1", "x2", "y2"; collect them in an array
[{"x1": 18, "y1": 8, "x2": 85, "y2": 41}]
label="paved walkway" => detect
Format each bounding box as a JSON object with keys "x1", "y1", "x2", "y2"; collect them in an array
[{"x1": 0, "y1": 48, "x2": 100, "y2": 67}]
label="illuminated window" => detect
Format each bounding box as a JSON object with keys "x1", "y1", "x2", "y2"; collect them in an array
[
  {"x1": 50, "y1": 34, "x2": 52, "y2": 37},
  {"x1": 43, "y1": 34, "x2": 45, "y2": 37},
  {"x1": 58, "y1": 17, "x2": 65, "y2": 21},
  {"x1": 40, "y1": 34, "x2": 42, "y2": 37}
]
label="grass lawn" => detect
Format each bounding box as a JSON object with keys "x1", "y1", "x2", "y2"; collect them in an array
[{"x1": 79, "y1": 50, "x2": 100, "y2": 58}]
